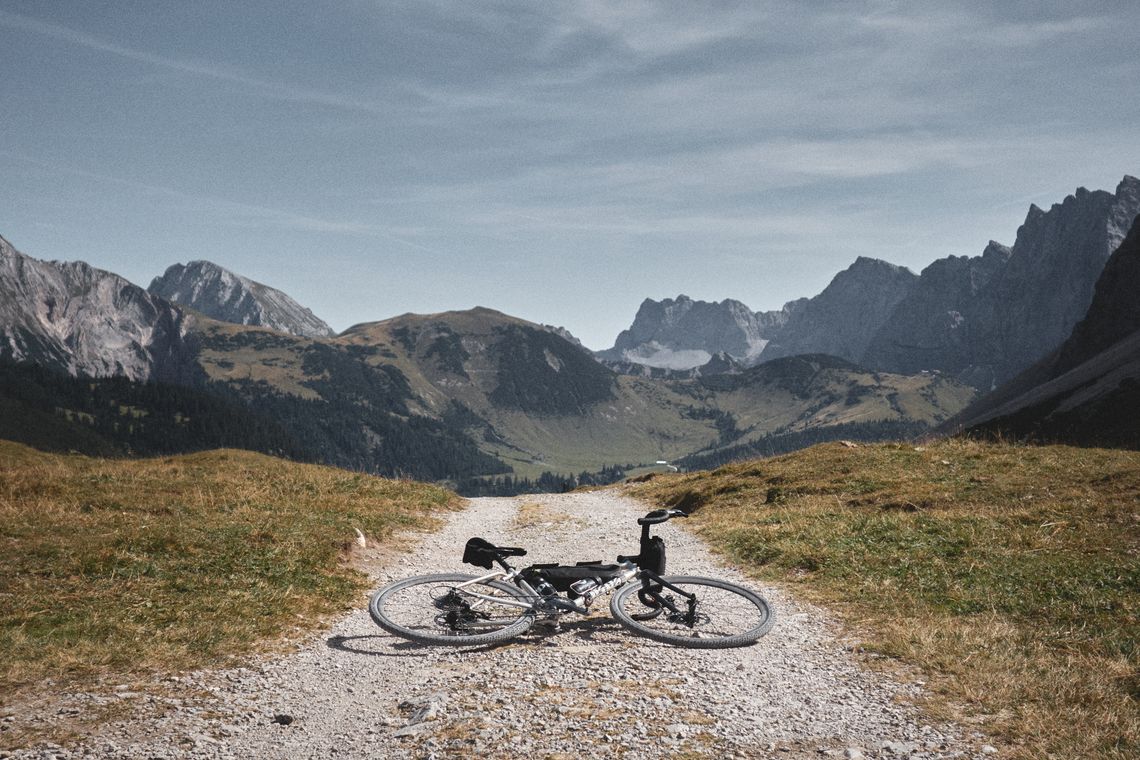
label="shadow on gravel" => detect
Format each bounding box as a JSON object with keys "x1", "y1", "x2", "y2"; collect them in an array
[
  {"x1": 326, "y1": 634, "x2": 514, "y2": 656},
  {"x1": 544, "y1": 617, "x2": 624, "y2": 641}
]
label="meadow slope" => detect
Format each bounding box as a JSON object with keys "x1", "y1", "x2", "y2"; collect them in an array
[{"x1": 629, "y1": 439, "x2": 1140, "y2": 759}]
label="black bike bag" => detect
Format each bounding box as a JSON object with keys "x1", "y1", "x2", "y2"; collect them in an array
[
  {"x1": 462, "y1": 537, "x2": 526, "y2": 569},
  {"x1": 637, "y1": 535, "x2": 666, "y2": 575},
  {"x1": 521, "y1": 563, "x2": 621, "y2": 593}
]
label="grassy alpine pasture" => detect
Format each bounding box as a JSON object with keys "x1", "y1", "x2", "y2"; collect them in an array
[
  {"x1": 0, "y1": 441, "x2": 458, "y2": 708},
  {"x1": 629, "y1": 439, "x2": 1140, "y2": 759}
]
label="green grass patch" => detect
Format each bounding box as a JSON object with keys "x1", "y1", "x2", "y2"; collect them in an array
[
  {"x1": 629, "y1": 438, "x2": 1140, "y2": 759},
  {"x1": 0, "y1": 441, "x2": 459, "y2": 717}
]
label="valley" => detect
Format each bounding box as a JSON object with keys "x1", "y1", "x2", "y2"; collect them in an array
[
  {"x1": 189, "y1": 307, "x2": 972, "y2": 484},
  {"x1": 4, "y1": 7, "x2": 1139, "y2": 759},
  {"x1": 2, "y1": 175, "x2": 1139, "y2": 491}
]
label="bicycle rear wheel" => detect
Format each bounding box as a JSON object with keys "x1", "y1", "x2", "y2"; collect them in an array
[
  {"x1": 610, "y1": 575, "x2": 774, "y2": 649},
  {"x1": 369, "y1": 573, "x2": 535, "y2": 646}
]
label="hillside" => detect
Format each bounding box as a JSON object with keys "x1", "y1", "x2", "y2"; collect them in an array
[
  {"x1": 0, "y1": 439, "x2": 458, "y2": 746},
  {"x1": 0, "y1": 360, "x2": 306, "y2": 459},
  {"x1": 191, "y1": 316, "x2": 509, "y2": 481},
  {"x1": 628, "y1": 440, "x2": 1140, "y2": 759},
  {"x1": 197, "y1": 309, "x2": 974, "y2": 482},
  {"x1": 670, "y1": 355, "x2": 975, "y2": 469}
]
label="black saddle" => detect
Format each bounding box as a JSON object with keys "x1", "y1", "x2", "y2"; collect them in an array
[{"x1": 462, "y1": 537, "x2": 527, "y2": 569}]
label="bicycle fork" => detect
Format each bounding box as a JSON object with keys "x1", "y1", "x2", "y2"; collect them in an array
[{"x1": 640, "y1": 573, "x2": 701, "y2": 626}]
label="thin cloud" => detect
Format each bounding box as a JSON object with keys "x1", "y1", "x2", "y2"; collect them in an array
[
  {"x1": 0, "y1": 8, "x2": 410, "y2": 116},
  {"x1": 0, "y1": 149, "x2": 441, "y2": 254}
]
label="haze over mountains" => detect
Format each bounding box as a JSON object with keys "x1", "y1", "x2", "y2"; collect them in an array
[{"x1": 2, "y1": 174, "x2": 1139, "y2": 487}]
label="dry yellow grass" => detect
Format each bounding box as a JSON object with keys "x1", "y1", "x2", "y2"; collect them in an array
[
  {"x1": 0, "y1": 440, "x2": 459, "y2": 736},
  {"x1": 628, "y1": 438, "x2": 1140, "y2": 759}
]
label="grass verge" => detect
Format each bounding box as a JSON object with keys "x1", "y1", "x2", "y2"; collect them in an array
[
  {"x1": 628, "y1": 438, "x2": 1139, "y2": 759},
  {"x1": 0, "y1": 441, "x2": 459, "y2": 719}
]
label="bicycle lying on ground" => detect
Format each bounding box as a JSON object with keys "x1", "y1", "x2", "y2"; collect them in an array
[{"x1": 368, "y1": 508, "x2": 774, "y2": 649}]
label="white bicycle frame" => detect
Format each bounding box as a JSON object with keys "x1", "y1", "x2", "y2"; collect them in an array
[
  {"x1": 453, "y1": 560, "x2": 641, "y2": 612},
  {"x1": 452, "y1": 569, "x2": 536, "y2": 611}
]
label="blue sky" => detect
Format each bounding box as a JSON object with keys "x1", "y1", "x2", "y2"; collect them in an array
[{"x1": 2, "y1": 1, "x2": 1138, "y2": 349}]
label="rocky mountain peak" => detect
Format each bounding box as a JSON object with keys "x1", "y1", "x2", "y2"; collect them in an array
[
  {"x1": 541, "y1": 324, "x2": 585, "y2": 348},
  {"x1": 149, "y1": 261, "x2": 334, "y2": 339},
  {"x1": 981, "y1": 240, "x2": 1012, "y2": 261},
  {"x1": 863, "y1": 175, "x2": 1140, "y2": 388},
  {"x1": 757, "y1": 257, "x2": 918, "y2": 364},
  {"x1": 982, "y1": 175, "x2": 1140, "y2": 376},
  {"x1": 598, "y1": 294, "x2": 782, "y2": 370},
  {"x1": 0, "y1": 236, "x2": 194, "y2": 381},
  {"x1": 848, "y1": 256, "x2": 909, "y2": 274}
]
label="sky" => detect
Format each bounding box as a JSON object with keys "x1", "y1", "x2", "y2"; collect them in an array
[{"x1": 2, "y1": 1, "x2": 1139, "y2": 350}]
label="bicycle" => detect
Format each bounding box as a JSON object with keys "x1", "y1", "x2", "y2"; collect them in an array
[{"x1": 368, "y1": 508, "x2": 774, "y2": 649}]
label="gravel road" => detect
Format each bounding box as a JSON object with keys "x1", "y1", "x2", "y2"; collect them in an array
[{"x1": 9, "y1": 491, "x2": 997, "y2": 759}]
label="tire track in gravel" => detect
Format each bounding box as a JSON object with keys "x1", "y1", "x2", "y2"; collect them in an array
[{"x1": 13, "y1": 492, "x2": 996, "y2": 760}]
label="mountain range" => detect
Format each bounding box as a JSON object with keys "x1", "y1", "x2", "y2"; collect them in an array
[
  {"x1": 0, "y1": 238, "x2": 969, "y2": 488},
  {"x1": 2, "y1": 174, "x2": 1138, "y2": 486},
  {"x1": 945, "y1": 213, "x2": 1140, "y2": 447},
  {"x1": 605, "y1": 176, "x2": 1140, "y2": 392},
  {"x1": 596, "y1": 295, "x2": 798, "y2": 369}
]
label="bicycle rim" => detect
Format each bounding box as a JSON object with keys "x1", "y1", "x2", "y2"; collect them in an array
[
  {"x1": 610, "y1": 575, "x2": 774, "y2": 648},
  {"x1": 370, "y1": 573, "x2": 535, "y2": 646}
]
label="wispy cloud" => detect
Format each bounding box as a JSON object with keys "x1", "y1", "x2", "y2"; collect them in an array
[
  {"x1": 0, "y1": 8, "x2": 411, "y2": 115},
  {"x1": 2, "y1": 1, "x2": 1137, "y2": 347},
  {"x1": 0, "y1": 149, "x2": 441, "y2": 254}
]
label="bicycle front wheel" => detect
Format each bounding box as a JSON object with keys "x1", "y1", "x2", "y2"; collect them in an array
[
  {"x1": 610, "y1": 575, "x2": 774, "y2": 649},
  {"x1": 369, "y1": 573, "x2": 535, "y2": 646}
]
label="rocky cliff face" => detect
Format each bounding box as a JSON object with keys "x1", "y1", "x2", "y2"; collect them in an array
[
  {"x1": 947, "y1": 214, "x2": 1140, "y2": 447},
  {"x1": 149, "y1": 261, "x2": 334, "y2": 339},
  {"x1": 0, "y1": 235, "x2": 195, "y2": 381},
  {"x1": 973, "y1": 175, "x2": 1140, "y2": 382},
  {"x1": 861, "y1": 242, "x2": 1011, "y2": 384},
  {"x1": 862, "y1": 176, "x2": 1140, "y2": 388},
  {"x1": 597, "y1": 295, "x2": 795, "y2": 369},
  {"x1": 1057, "y1": 211, "x2": 1140, "y2": 371},
  {"x1": 758, "y1": 257, "x2": 918, "y2": 364}
]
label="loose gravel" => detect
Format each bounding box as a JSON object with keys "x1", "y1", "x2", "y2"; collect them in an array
[{"x1": 5, "y1": 491, "x2": 998, "y2": 759}]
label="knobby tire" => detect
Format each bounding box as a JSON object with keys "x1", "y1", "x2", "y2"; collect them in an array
[
  {"x1": 610, "y1": 575, "x2": 774, "y2": 648},
  {"x1": 369, "y1": 573, "x2": 535, "y2": 646}
]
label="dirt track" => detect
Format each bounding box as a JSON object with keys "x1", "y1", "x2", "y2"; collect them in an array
[{"x1": 10, "y1": 492, "x2": 995, "y2": 759}]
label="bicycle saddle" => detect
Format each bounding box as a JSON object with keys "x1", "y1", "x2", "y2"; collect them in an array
[{"x1": 462, "y1": 537, "x2": 527, "y2": 569}]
